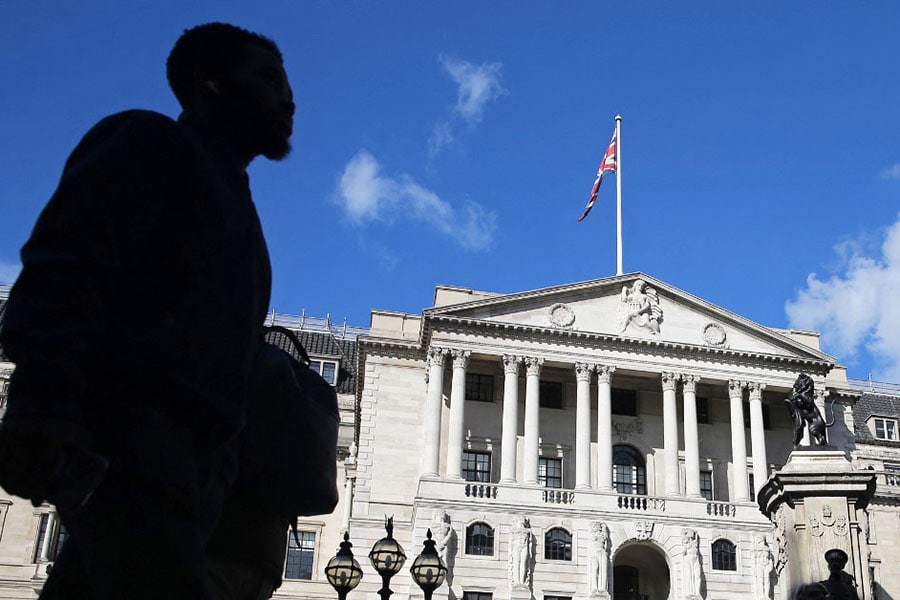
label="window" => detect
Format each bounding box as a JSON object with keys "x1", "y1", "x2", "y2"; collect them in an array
[
  {"x1": 885, "y1": 463, "x2": 900, "y2": 486},
  {"x1": 462, "y1": 451, "x2": 491, "y2": 482},
  {"x1": 712, "y1": 539, "x2": 737, "y2": 571},
  {"x1": 544, "y1": 528, "x2": 572, "y2": 561},
  {"x1": 465, "y1": 522, "x2": 494, "y2": 556},
  {"x1": 32, "y1": 513, "x2": 65, "y2": 563},
  {"x1": 32, "y1": 514, "x2": 49, "y2": 563},
  {"x1": 749, "y1": 473, "x2": 756, "y2": 502},
  {"x1": 540, "y1": 381, "x2": 563, "y2": 409},
  {"x1": 308, "y1": 359, "x2": 338, "y2": 386},
  {"x1": 613, "y1": 445, "x2": 646, "y2": 495},
  {"x1": 539, "y1": 457, "x2": 563, "y2": 488},
  {"x1": 463, "y1": 593, "x2": 493, "y2": 600},
  {"x1": 700, "y1": 471, "x2": 713, "y2": 501},
  {"x1": 53, "y1": 523, "x2": 67, "y2": 560},
  {"x1": 466, "y1": 373, "x2": 494, "y2": 402},
  {"x1": 611, "y1": 389, "x2": 637, "y2": 416},
  {"x1": 284, "y1": 530, "x2": 316, "y2": 580},
  {"x1": 743, "y1": 402, "x2": 771, "y2": 430},
  {"x1": 874, "y1": 418, "x2": 899, "y2": 441},
  {"x1": 545, "y1": 596, "x2": 572, "y2": 600},
  {"x1": 696, "y1": 397, "x2": 710, "y2": 424}
]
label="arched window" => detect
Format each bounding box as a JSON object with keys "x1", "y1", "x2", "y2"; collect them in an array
[
  {"x1": 613, "y1": 445, "x2": 646, "y2": 495},
  {"x1": 465, "y1": 522, "x2": 494, "y2": 556},
  {"x1": 544, "y1": 527, "x2": 572, "y2": 561},
  {"x1": 712, "y1": 539, "x2": 737, "y2": 571}
]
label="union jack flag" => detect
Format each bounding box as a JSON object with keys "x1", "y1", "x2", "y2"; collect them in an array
[{"x1": 577, "y1": 130, "x2": 617, "y2": 222}]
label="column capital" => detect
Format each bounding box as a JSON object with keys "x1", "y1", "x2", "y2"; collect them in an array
[
  {"x1": 575, "y1": 362, "x2": 595, "y2": 382},
  {"x1": 728, "y1": 379, "x2": 745, "y2": 398},
  {"x1": 524, "y1": 356, "x2": 544, "y2": 376},
  {"x1": 661, "y1": 372, "x2": 679, "y2": 391},
  {"x1": 747, "y1": 381, "x2": 766, "y2": 400},
  {"x1": 596, "y1": 364, "x2": 615, "y2": 384},
  {"x1": 502, "y1": 354, "x2": 522, "y2": 374},
  {"x1": 428, "y1": 346, "x2": 449, "y2": 366},
  {"x1": 451, "y1": 348, "x2": 471, "y2": 369},
  {"x1": 682, "y1": 374, "x2": 700, "y2": 393}
]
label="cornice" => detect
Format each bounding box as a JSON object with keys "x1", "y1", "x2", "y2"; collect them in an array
[{"x1": 424, "y1": 314, "x2": 833, "y2": 375}]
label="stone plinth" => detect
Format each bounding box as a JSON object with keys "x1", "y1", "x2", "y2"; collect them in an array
[
  {"x1": 758, "y1": 448, "x2": 876, "y2": 600},
  {"x1": 509, "y1": 585, "x2": 532, "y2": 600}
]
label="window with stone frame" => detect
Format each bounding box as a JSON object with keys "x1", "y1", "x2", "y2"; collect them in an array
[
  {"x1": 699, "y1": 470, "x2": 714, "y2": 501},
  {"x1": 465, "y1": 522, "x2": 494, "y2": 556},
  {"x1": 539, "y1": 457, "x2": 563, "y2": 488},
  {"x1": 885, "y1": 463, "x2": 900, "y2": 486},
  {"x1": 463, "y1": 593, "x2": 492, "y2": 600},
  {"x1": 611, "y1": 389, "x2": 637, "y2": 416},
  {"x1": 873, "y1": 417, "x2": 899, "y2": 441},
  {"x1": 284, "y1": 530, "x2": 316, "y2": 580},
  {"x1": 544, "y1": 528, "x2": 572, "y2": 561},
  {"x1": 539, "y1": 381, "x2": 563, "y2": 409},
  {"x1": 462, "y1": 451, "x2": 491, "y2": 482},
  {"x1": 711, "y1": 539, "x2": 737, "y2": 571},
  {"x1": 612, "y1": 445, "x2": 646, "y2": 495},
  {"x1": 465, "y1": 373, "x2": 494, "y2": 402}
]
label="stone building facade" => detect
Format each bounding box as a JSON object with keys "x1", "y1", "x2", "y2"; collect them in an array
[{"x1": 0, "y1": 274, "x2": 899, "y2": 599}]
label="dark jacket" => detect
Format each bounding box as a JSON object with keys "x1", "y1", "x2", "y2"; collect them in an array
[{"x1": 0, "y1": 110, "x2": 271, "y2": 457}]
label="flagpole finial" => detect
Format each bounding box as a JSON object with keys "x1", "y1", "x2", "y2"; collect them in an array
[{"x1": 615, "y1": 114, "x2": 622, "y2": 121}]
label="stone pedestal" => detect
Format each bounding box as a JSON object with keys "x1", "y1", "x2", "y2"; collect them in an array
[
  {"x1": 587, "y1": 591, "x2": 610, "y2": 600},
  {"x1": 758, "y1": 448, "x2": 876, "y2": 600},
  {"x1": 509, "y1": 585, "x2": 532, "y2": 600}
]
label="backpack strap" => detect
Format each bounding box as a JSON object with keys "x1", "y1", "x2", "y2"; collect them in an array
[{"x1": 262, "y1": 324, "x2": 311, "y2": 365}]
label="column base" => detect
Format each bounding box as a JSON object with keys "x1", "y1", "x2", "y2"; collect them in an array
[
  {"x1": 500, "y1": 477, "x2": 517, "y2": 484},
  {"x1": 587, "y1": 590, "x2": 610, "y2": 600}
]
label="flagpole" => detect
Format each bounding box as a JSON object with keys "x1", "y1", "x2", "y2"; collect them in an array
[{"x1": 615, "y1": 114, "x2": 623, "y2": 276}]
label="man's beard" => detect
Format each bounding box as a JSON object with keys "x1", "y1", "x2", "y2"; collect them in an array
[{"x1": 212, "y1": 89, "x2": 292, "y2": 161}]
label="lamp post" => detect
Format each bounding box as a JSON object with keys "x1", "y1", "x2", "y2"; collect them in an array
[
  {"x1": 368, "y1": 516, "x2": 407, "y2": 600},
  {"x1": 325, "y1": 532, "x2": 363, "y2": 600},
  {"x1": 410, "y1": 529, "x2": 447, "y2": 600}
]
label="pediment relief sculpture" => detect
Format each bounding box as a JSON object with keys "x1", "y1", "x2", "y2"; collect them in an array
[{"x1": 617, "y1": 279, "x2": 663, "y2": 336}]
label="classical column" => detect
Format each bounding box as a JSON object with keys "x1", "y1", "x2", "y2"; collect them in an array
[
  {"x1": 575, "y1": 363, "x2": 595, "y2": 489},
  {"x1": 523, "y1": 357, "x2": 544, "y2": 484},
  {"x1": 748, "y1": 382, "x2": 768, "y2": 497},
  {"x1": 40, "y1": 513, "x2": 56, "y2": 561},
  {"x1": 500, "y1": 355, "x2": 522, "y2": 483},
  {"x1": 422, "y1": 347, "x2": 448, "y2": 477},
  {"x1": 341, "y1": 475, "x2": 355, "y2": 529},
  {"x1": 728, "y1": 380, "x2": 750, "y2": 501},
  {"x1": 662, "y1": 372, "x2": 681, "y2": 497},
  {"x1": 596, "y1": 366, "x2": 615, "y2": 490},
  {"x1": 682, "y1": 374, "x2": 702, "y2": 498},
  {"x1": 446, "y1": 349, "x2": 471, "y2": 480}
]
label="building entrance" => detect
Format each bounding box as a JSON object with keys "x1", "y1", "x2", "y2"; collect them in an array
[{"x1": 613, "y1": 542, "x2": 670, "y2": 600}]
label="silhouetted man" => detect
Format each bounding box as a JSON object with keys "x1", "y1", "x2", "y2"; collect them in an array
[
  {"x1": 0, "y1": 23, "x2": 293, "y2": 599},
  {"x1": 819, "y1": 548, "x2": 860, "y2": 600}
]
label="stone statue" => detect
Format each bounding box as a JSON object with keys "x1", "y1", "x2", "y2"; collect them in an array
[
  {"x1": 508, "y1": 516, "x2": 534, "y2": 589},
  {"x1": 682, "y1": 528, "x2": 702, "y2": 599},
  {"x1": 816, "y1": 548, "x2": 860, "y2": 600},
  {"x1": 755, "y1": 535, "x2": 774, "y2": 600},
  {"x1": 617, "y1": 279, "x2": 663, "y2": 335},
  {"x1": 588, "y1": 521, "x2": 610, "y2": 597},
  {"x1": 431, "y1": 509, "x2": 453, "y2": 563},
  {"x1": 784, "y1": 374, "x2": 834, "y2": 446}
]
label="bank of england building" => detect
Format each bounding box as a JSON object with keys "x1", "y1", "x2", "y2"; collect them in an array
[{"x1": 0, "y1": 274, "x2": 899, "y2": 599}]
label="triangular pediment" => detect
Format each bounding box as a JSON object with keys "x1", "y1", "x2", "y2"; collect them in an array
[{"x1": 426, "y1": 273, "x2": 832, "y2": 363}]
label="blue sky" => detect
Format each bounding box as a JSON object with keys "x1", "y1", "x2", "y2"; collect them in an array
[{"x1": 2, "y1": 2, "x2": 900, "y2": 381}]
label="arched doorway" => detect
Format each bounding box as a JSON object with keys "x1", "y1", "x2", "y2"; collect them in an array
[{"x1": 613, "y1": 542, "x2": 670, "y2": 600}]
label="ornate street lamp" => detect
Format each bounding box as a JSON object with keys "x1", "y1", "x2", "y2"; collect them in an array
[
  {"x1": 325, "y1": 532, "x2": 363, "y2": 600},
  {"x1": 368, "y1": 516, "x2": 407, "y2": 600},
  {"x1": 410, "y1": 529, "x2": 447, "y2": 600}
]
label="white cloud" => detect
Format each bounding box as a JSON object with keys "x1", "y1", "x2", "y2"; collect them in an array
[
  {"x1": 439, "y1": 55, "x2": 507, "y2": 124},
  {"x1": 0, "y1": 260, "x2": 21, "y2": 284},
  {"x1": 880, "y1": 163, "x2": 900, "y2": 181},
  {"x1": 335, "y1": 150, "x2": 496, "y2": 251},
  {"x1": 785, "y1": 214, "x2": 900, "y2": 380},
  {"x1": 429, "y1": 55, "x2": 507, "y2": 157}
]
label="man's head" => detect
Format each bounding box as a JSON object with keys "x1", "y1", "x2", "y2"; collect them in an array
[
  {"x1": 825, "y1": 548, "x2": 848, "y2": 574},
  {"x1": 167, "y1": 23, "x2": 295, "y2": 164}
]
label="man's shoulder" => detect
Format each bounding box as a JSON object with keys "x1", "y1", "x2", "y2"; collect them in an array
[{"x1": 86, "y1": 110, "x2": 182, "y2": 145}]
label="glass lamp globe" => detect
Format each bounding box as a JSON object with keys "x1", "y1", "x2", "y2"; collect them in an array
[
  {"x1": 369, "y1": 518, "x2": 406, "y2": 576},
  {"x1": 410, "y1": 529, "x2": 447, "y2": 595},
  {"x1": 326, "y1": 532, "x2": 363, "y2": 599}
]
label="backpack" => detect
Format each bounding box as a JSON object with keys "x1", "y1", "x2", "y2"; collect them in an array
[{"x1": 236, "y1": 325, "x2": 340, "y2": 521}]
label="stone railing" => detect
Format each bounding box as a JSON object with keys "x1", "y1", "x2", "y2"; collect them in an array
[
  {"x1": 706, "y1": 501, "x2": 737, "y2": 517},
  {"x1": 465, "y1": 483, "x2": 499, "y2": 499},
  {"x1": 542, "y1": 489, "x2": 576, "y2": 505},
  {"x1": 884, "y1": 471, "x2": 900, "y2": 487},
  {"x1": 616, "y1": 494, "x2": 665, "y2": 512}
]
